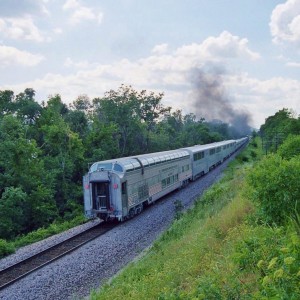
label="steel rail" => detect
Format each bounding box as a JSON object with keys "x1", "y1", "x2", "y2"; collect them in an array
[{"x1": 0, "y1": 222, "x2": 115, "y2": 291}]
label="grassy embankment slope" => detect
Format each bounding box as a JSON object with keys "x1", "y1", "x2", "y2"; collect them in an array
[{"x1": 90, "y1": 138, "x2": 300, "y2": 300}]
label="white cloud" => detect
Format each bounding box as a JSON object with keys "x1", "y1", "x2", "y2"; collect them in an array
[
  {"x1": 53, "y1": 27, "x2": 63, "y2": 35},
  {"x1": 286, "y1": 61, "x2": 300, "y2": 67},
  {"x1": 0, "y1": 16, "x2": 50, "y2": 42},
  {"x1": 270, "y1": 0, "x2": 300, "y2": 44},
  {"x1": 0, "y1": 45, "x2": 44, "y2": 66},
  {"x1": 175, "y1": 31, "x2": 260, "y2": 61},
  {"x1": 63, "y1": 0, "x2": 103, "y2": 25},
  {"x1": 64, "y1": 57, "x2": 93, "y2": 68},
  {"x1": 152, "y1": 43, "x2": 169, "y2": 55},
  {"x1": 3, "y1": 31, "x2": 298, "y2": 129}
]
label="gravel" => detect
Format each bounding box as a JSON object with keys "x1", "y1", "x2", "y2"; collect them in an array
[{"x1": 0, "y1": 151, "x2": 241, "y2": 300}]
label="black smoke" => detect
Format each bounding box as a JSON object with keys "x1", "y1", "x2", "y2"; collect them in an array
[{"x1": 189, "y1": 67, "x2": 252, "y2": 137}]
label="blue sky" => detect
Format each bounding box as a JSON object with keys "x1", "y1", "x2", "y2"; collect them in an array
[{"x1": 0, "y1": 0, "x2": 300, "y2": 128}]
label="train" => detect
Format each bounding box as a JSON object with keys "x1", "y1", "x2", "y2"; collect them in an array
[{"x1": 83, "y1": 137, "x2": 248, "y2": 221}]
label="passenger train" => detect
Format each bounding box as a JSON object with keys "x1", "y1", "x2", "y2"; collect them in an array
[{"x1": 83, "y1": 137, "x2": 248, "y2": 221}]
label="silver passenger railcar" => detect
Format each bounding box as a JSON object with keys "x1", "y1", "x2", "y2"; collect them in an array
[
  {"x1": 183, "y1": 140, "x2": 237, "y2": 180},
  {"x1": 83, "y1": 149, "x2": 192, "y2": 221},
  {"x1": 83, "y1": 138, "x2": 248, "y2": 221}
]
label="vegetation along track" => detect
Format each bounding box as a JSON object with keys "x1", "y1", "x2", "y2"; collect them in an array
[{"x1": 0, "y1": 222, "x2": 115, "y2": 291}]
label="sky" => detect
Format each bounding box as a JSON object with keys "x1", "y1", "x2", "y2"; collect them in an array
[{"x1": 0, "y1": 0, "x2": 300, "y2": 129}]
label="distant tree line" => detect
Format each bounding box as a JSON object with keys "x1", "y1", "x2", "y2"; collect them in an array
[{"x1": 0, "y1": 85, "x2": 247, "y2": 240}]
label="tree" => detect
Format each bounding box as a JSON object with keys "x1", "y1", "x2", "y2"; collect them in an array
[
  {"x1": 15, "y1": 88, "x2": 42, "y2": 124},
  {"x1": 85, "y1": 118, "x2": 119, "y2": 162},
  {"x1": 0, "y1": 115, "x2": 58, "y2": 237},
  {"x1": 92, "y1": 85, "x2": 142, "y2": 156},
  {"x1": 38, "y1": 95, "x2": 85, "y2": 214},
  {"x1": 0, "y1": 90, "x2": 15, "y2": 117},
  {"x1": 138, "y1": 90, "x2": 170, "y2": 151},
  {"x1": 0, "y1": 187, "x2": 28, "y2": 239},
  {"x1": 260, "y1": 108, "x2": 295, "y2": 152}
]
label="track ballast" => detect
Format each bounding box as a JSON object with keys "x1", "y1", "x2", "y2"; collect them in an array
[{"x1": 0, "y1": 222, "x2": 115, "y2": 291}]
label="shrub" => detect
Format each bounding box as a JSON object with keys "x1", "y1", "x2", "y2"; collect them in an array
[
  {"x1": 247, "y1": 154, "x2": 300, "y2": 225},
  {"x1": 0, "y1": 239, "x2": 15, "y2": 258},
  {"x1": 255, "y1": 231, "x2": 300, "y2": 299},
  {"x1": 277, "y1": 135, "x2": 300, "y2": 160}
]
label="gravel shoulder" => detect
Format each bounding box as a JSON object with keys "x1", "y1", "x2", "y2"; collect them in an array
[{"x1": 0, "y1": 152, "x2": 240, "y2": 300}]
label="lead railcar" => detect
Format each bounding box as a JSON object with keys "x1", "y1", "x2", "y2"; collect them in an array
[{"x1": 83, "y1": 149, "x2": 192, "y2": 221}]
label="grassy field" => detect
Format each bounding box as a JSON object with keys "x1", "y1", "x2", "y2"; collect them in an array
[{"x1": 89, "y1": 139, "x2": 300, "y2": 300}]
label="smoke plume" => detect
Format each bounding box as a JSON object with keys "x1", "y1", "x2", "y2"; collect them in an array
[{"x1": 189, "y1": 67, "x2": 252, "y2": 137}]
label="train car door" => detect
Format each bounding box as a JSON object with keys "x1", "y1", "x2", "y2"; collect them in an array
[
  {"x1": 121, "y1": 181, "x2": 128, "y2": 216},
  {"x1": 93, "y1": 181, "x2": 110, "y2": 211}
]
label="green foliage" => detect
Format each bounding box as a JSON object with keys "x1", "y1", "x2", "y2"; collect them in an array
[
  {"x1": 260, "y1": 108, "x2": 300, "y2": 153},
  {"x1": 0, "y1": 187, "x2": 29, "y2": 239},
  {"x1": 0, "y1": 239, "x2": 15, "y2": 259},
  {"x1": 13, "y1": 215, "x2": 86, "y2": 248},
  {"x1": 247, "y1": 154, "x2": 300, "y2": 225},
  {"x1": 277, "y1": 134, "x2": 300, "y2": 160},
  {"x1": 256, "y1": 231, "x2": 300, "y2": 299}
]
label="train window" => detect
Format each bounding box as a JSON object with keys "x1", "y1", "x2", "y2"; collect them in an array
[
  {"x1": 165, "y1": 155, "x2": 171, "y2": 161},
  {"x1": 147, "y1": 158, "x2": 155, "y2": 166},
  {"x1": 97, "y1": 163, "x2": 112, "y2": 171},
  {"x1": 132, "y1": 161, "x2": 141, "y2": 170},
  {"x1": 209, "y1": 149, "x2": 216, "y2": 155},
  {"x1": 140, "y1": 158, "x2": 149, "y2": 167},
  {"x1": 194, "y1": 151, "x2": 204, "y2": 161},
  {"x1": 154, "y1": 157, "x2": 161, "y2": 164},
  {"x1": 162, "y1": 179, "x2": 166, "y2": 188},
  {"x1": 216, "y1": 147, "x2": 221, "y2": 153},
  {"x1": 113, "y1": 163, "x2": 123, "y2": 172},
  {"x1": 159, "y1": 156, "x2": 166, "y2": 163},
  {"x1": 89, "y1": 163, "x2": 98, "y2": 172},
  {"x1": 124, "y1": 163, "x2": 134, "y2": 172}
]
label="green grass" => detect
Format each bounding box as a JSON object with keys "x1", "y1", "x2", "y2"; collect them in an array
[{"x1": 89, "y1": 138, "x2": 300, "y2": 300}]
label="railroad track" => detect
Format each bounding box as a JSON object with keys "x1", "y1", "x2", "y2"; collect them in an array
[{"x1": 0, "y1": 221, "x2": 115, "y2": 291}]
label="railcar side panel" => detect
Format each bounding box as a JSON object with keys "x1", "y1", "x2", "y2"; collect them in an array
[{"x1": 83, "y1": 174, "x2": 92, "y2": 218}]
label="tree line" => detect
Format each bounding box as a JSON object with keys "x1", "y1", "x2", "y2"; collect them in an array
[{"x1": 0, "y1": 85, "x2": 248, "y2": 240}]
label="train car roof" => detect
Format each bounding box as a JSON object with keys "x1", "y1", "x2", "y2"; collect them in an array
[
  {"x1": 89, "y1": 148, "x2": 190, "y2": 173},
  {"x1": 182, "y1": 140, "x2": 236, "y2": 154}
]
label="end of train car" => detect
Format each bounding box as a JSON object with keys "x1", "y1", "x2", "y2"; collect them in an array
[{"x1": 83, "y1": 149, "x2": 192, "y2": 221}]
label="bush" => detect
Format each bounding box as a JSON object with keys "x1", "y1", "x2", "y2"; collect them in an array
[
  {"x1": 255, "y1": 231, "x2": 300, "y2": 299},
  {"x1": 0, "y1": 239, "x2": 15, "y2": 258},
  {"x1": 247, "y1": 154, "x2": 300, "y2": 225},
  {"x1": 277, "y1": 135, "x2": 300, "y2": 160},
  {"x1": 14, "y1": 215, "x2": 86, "y2": 248}
]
